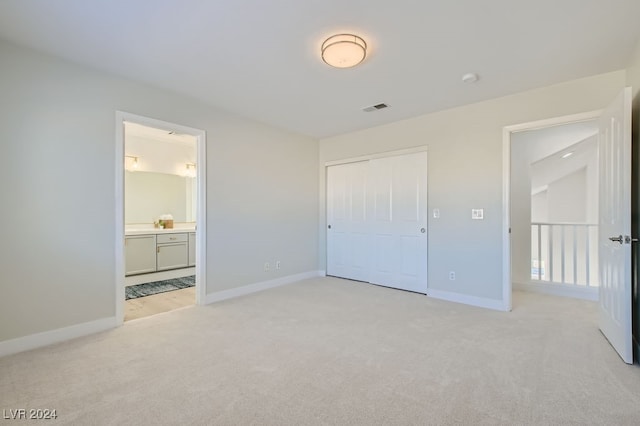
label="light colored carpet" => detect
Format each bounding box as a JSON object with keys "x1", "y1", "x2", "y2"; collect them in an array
[{"x1": 1, "y1": 277, "x2": 640, "y2": 425}]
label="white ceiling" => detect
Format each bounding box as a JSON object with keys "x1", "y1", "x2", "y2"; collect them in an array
[
  {"x1": 1, "y1": 0, "x2": 639, "y2": 139},
  {"x1": 530, "y1": 132, "x2": 598, "y2": 193},
  {"x1": 514, "y1": 120, "x2": 599, "y2": 165}
]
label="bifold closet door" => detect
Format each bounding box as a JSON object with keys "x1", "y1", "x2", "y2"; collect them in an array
[
  {"x1": 326, "y1": 161, "x2": 370, "y2": 282},
  {"x1": 369, "y1": 152, "x2": 428, "y2": 293},
  {"x1": 326, "y1": 151, "x2": 428, "y2": 293}
]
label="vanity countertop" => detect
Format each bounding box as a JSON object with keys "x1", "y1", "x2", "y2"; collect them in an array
[{"x1": 125, "y1": 228, "x2": 196, "y2": 236}]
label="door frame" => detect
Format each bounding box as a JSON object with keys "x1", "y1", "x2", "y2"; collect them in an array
[
  {"x1": 502, "y1": 110, "x2": 602, "y2": 311},
  {"x1": 115, "y1": 111, "x2": 207, "y2": 325}
]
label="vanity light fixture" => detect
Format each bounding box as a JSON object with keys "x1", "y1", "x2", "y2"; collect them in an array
[
  {"x1": 125, "y1": 155, "x2": 140, "y2": 171},
  {"x1": 185, "y1": 162, "x2": 196, "y2": 178},
  {"x1": 321, "y1": 34, "x2": 367, "y2": 68}
]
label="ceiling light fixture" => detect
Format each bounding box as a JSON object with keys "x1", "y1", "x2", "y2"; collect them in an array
[
  {"x1": 561, "y1": 152, "x2": 574, "y2": 159},
  {"x1": 321, "y1": 34, "x2": 367, "y2": 68},
  {"x1": 462, "y1": 73, "x2": 479, "y2": 83}
]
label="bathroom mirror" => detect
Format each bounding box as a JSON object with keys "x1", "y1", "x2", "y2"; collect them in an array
[{"x1": 125, "y1": 171, "x2": 196, "y2": 224}]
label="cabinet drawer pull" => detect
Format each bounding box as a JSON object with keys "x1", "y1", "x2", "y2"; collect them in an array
[
  {"x1": 157, "y1": 247, "x2": 160, "y2": 253},
  {"x1": 170, "y1": 237, "x2": 177, "y2": 240}
]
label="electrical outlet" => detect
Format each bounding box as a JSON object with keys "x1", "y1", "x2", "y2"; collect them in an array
[
  {"x1": 275, "y1": 261, "x2": 281, "y2": 270},
  {"x1": 264, "y1": 262, "x2": 270, "y2": 272},
  {"x1": 472, "y1": 209, "x2": 484, "y2": 220},
  {"x1": 449, "y1": 271, "x2": 456, "y2": 280}
]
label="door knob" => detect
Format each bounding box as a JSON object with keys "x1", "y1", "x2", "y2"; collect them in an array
[
  {"x1": 609, "y1": 235, "x2": 623, "y2": 244},
  {"x1": 420, "y1": 228, "x2": 426, "y2": 233},
  {"x1": 328, "y1": 225, "x2": 331, "y2": 229}
]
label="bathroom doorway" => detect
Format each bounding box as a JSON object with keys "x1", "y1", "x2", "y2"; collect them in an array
[{"x1": 115, "y1": 112, "x2": 206, "y2": 323}]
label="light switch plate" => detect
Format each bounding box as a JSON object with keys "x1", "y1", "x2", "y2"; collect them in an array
[
  {"x1": 433, "y1": 208, "x2": 440, "y2": 219},
  {"x1": 472, "y1": 209, "x2": 484, "y2": 220}
]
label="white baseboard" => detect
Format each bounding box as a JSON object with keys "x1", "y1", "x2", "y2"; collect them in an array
[
  {"x1": 427, "y1": 288, "x2": 508, "y2": 311},
  {"x1": 514, "y1": 281, "x2": 598, "y2": 301},
  {"x1": 205, "y1": 270, "x2": 324, "y2": 304},
  {"x1": 0, "y1": 317, "x2": 118, "y2": 358}
]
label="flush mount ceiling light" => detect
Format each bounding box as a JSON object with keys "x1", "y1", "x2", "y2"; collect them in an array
[
  {"x1": 561, "y1": 151, "x2": 574, "y2": 159},
  {"x1": 321, "y1": 34, "x2": 367, "y2": 68},
  {"x1": 462, "y1": 73, "x2": 479, "y2": 83}
]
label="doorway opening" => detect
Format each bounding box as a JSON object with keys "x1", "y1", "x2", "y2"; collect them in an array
[
  {"x1": 115, "y1": 112, "x2": 207, "y2": 324},
  {"x1": 502, "y1": 110, "x2": 602, "y2": 310},
  {"x1": 511, "y1": 118, "x2": 600, "y2": 301},
  {"x1": 505, "y1": 89, "x2": 633, "y2": 363}
]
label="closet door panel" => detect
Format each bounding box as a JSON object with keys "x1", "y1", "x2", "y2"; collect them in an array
[
  {"x1": 327, "y1": 161, "x2": 370, "y2": 282},
  {"x1": 369, "y1": 152, "x2": 428, "y2": 293},
  {"x1": 327, "y1": 151, "x2": 427, "y2": 293}
]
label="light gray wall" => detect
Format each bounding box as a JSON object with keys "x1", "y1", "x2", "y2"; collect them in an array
[
  {"x1": 628, "y1": 40, "x2": 640, "y2": 98},
  {"x1": 546, "y1": 168, "x2": 587, "y2": 223},
  {"x1": 319, "y1": 71, "x2": 626, "y2": 302},
  {"x1": 0, "y1": 39, "x2": 319, "y2": 342},
  {"x1": 531, "y1": 191, "x2": 548, "y2": 223},
  {"x1": 125, "y1": 134, "x2": 197, "y2": 176}
]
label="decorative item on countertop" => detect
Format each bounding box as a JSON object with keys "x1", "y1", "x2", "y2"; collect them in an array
[{"x1": 157, "y1": 214, "x2": 174, "y2": 229}]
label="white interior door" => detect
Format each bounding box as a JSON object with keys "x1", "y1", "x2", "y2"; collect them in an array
[
  {"x1": 598, "y1": 87, "x2": 632, "y2": 364},
  {"x1": 369, "y1": 152, "x2": 428, "y2": 293},
  {"x1": 326, "y1": 151, "x2": 428, "y2": 293},
  {"x1": 327, "y1": 161, "x2": 370, "y2": 282}
]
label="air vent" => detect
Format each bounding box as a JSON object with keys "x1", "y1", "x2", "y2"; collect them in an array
[{"x1": 362, "y1": 103, "x2": 389, "y2": 112}]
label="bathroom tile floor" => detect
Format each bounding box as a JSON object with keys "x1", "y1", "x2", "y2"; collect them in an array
[{"x1": 124, "y1": 287, "x2": 195, "y2": 321}]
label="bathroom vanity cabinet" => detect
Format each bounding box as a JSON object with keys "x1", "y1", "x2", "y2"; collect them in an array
[
  {"x1": 125, "y1": 230, "x2": 195, "y2": 276},
  {"x1": 188, "y1": 232, "x2": 196, "y2": 267},
  {"x1": 156, "y1": 233, "x2": 188, "y2": 271},
  {"x1": 124, "y1": 234, "x2": 157, "y2": 275}
]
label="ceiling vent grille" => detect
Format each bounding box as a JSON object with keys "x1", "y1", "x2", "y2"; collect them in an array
[{"x1": 362, "y1": 103, "x2": 389, "y2": 112}]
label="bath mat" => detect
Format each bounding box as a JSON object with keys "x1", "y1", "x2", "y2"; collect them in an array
[{"x1": 125, "y1": 275, "x2": 195, "y2": 300}]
